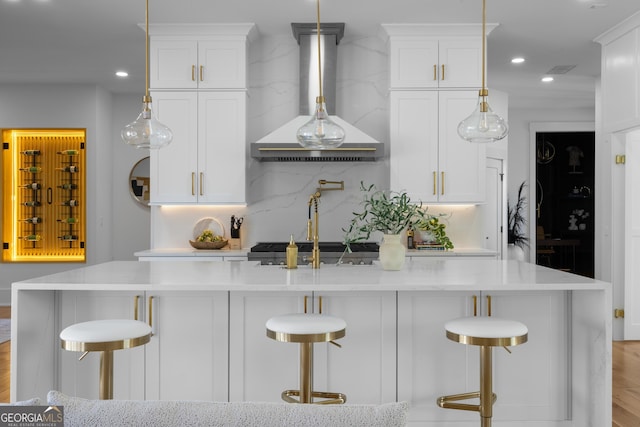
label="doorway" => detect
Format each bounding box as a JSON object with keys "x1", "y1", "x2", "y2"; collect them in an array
[{"x1": 533, "y1": 129, "x2": 595, "y2": 277}]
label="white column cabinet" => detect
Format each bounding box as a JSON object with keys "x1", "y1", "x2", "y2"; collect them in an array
[
  {"x1": 388, "y1": 38, "x2": 483, "y2": 89},
  {"x1": 228, "y1": 291, "x2": 396, "y2": 404},
  {"x1": 150, "y1": 91, "x2": 246, "y2": 204},
  {"x1": 597, "y1": 26, "x2": 640, "y2": 133},
  {"x1": 397, "y1": 290, "x2": 568, "y2": 425},
  {"x1": 390, "y1": 90, "x2": 486, "y2": 203}
]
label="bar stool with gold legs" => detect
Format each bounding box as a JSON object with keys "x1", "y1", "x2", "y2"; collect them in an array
[
  {"x1": 60, "y1": 319, "x2": 152, "y2": 400},
  {"x1": 437, "y1": 316, "x2": 528, "y2": 427},
  {"x1": 266, "y1": 297, "x2": 346, "y2": 404}
]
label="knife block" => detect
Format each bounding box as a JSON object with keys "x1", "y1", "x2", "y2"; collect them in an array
[{"x1": 229, "y1": 237, "x2": 241, "y2": 250}]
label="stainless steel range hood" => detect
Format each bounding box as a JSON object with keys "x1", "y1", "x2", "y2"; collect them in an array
[{"x1": 251, "y1": 23, "x2": 383, "y2": 162}]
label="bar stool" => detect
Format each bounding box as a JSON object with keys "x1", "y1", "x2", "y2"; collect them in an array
[
  {"x1": 437, "y1": 316, "x2": 528, "y2": 427},
  {"x1": 60, "y1": 319, "x2": 152, "y2": 399},
  {"x1": 266, "y1": 311, "x2": 346, "y2": 404}
]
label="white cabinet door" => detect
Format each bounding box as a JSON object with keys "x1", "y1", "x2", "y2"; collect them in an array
[
  {"x1": 150, "y1": 39, "x2": 246, "y2": 90},
  {"x1": 437, "y1": 91, "x2": 486, "y2": 203},
  {"x1": 398, "y1": 291, "x2": 477, "y2": 424},
  {"x1": 145, "y1": 291, "x2": 229, "y2": 401},
  {"x1": 150, "y1": 91, "x2": 246, "y2": 204},
  {"x1": 229, "y1": 291, "x2": 307, "y2": 402},
  {"x1": 601, "y1": 28, "x2": 640, "y2": 132},
  {"x1": 150, "y1": 40, "x2": 199, "y2": 89},
  {"x1": 310, "y1": 291, "x2": 396, "y2": 404},
  {"x1": 389, "y1": 38, "x2": 481, "y2": 89},
  {"x1": 197, "y1": 91, "x2": 246, "y2": 204},
  {"x1": 198, "y1": 40, "x2": 247, "y2": 89},
  {"x1": 58, "y1": 291, "x2": 146, "y2": 400},
  {"x1": 150, "y1": 91, "x2": 199, "y2": 203},
  {"x1": 390, "y1": 90, "x2": 485, "y2": 203},
  {"x1": 482, "y1": 291, "x2": 568, "y2": 422}
]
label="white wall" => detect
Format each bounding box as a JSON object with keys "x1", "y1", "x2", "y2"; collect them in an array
[{"x1": 0, "y1": 84, "x2": 115, "y2": 303}]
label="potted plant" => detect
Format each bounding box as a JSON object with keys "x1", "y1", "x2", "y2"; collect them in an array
[
  {"x1": 508, "y1": 181, "x2": 529, "y2": 259},
  {"x1": 414, "y1": 215, "x2": 454, "y2": 250},
  {"x1": 342, "y1": 182, "x2": 434, "y2": 270}
]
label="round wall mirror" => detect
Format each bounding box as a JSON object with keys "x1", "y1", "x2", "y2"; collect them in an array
[{"x1": 129, "y1": 156, "x2": 150, "y2": 206}]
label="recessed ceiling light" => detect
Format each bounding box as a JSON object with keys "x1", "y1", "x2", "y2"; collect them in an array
[
  {"x1": 541, "y1": 76, "x2": 554, "y2": 83},
  {"x1": 511, "y1": 57, "x2": 525, "y2": 64},
  {"x1": 115, "y1": 71, "x2": 129, "y2": 78}
]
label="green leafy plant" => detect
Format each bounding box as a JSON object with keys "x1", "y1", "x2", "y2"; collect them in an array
[
  {"x1": 508, "y1": 181, "x2": 529, "y2": 249},
  {"x1": 415, "y1": 216, "x2": 454, "y2": 249},
  {"x1": 342, "y1": 182, "x2": 435, "y2": 250}
]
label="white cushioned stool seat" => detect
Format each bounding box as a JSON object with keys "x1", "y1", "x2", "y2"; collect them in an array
[
  {"x1": 266, "y1": 313, "x2": 346, "y2": 343},
  {"x1": 60, "y1": 319, "x2": 152, "y2": 352},
  {"x1": 444, "y1": 316, "x2": 528, "y2": 347}
]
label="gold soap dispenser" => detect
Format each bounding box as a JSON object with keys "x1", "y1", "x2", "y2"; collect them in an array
[{"x1": 286, "y1": 234, "x2": 298, "y2": 269}]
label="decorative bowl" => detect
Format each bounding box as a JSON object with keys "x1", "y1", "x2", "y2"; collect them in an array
[{"x1": 189, "y1": 240, "x2": 228, "y2": 250}]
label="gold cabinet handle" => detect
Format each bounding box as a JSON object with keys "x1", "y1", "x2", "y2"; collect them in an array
[
  {"x1": 433, "y1": 64, "x2": 437, "y2": 81},
  {"x1": 433, "y1": 171, "x2": 437, "y2": 195},
  {"x1": 304, "y1": 295, "x2": 308, "y2": 314},
  {"x1": 199, "y1": 172, "x2": 204, "y2": 196},
  {"x1": 191, "y1": 65, "x2": 196, "y2": 81},
  {"x1": 134, "y1": 295, "x2": 140, "y2": 321},
  {"x1": 148, "y1": 296, "x2": 155, "y2": 333},
  {"x1": 318, "y1": 296, "x2": 323, "y2": 314},
  {"x1": 441, "y1": 64, "x2": 445, "y2": 80},
  {"x1": 486, "y1": 295, "x2": 492, "y2": 317},
  {"x1": 441, "y1": 171, "x2": 445, "y2": 195},
  {"x1": 473, "y1": 295, "x2": 478, "y2": 316},
  {"x1": 191, "y1": 172, "x2": 195, "y2": 196},
  {"x1": 200, "y1": 65, "x2": 204, "y2": 82}
]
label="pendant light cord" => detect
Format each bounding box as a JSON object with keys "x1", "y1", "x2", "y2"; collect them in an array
[
  {"x1": 316, "y1": 0, "x2": 324, "y2": 107},
  {"x1": 481, "y1": 0, "x2": 486, "y2": 92},
  {"x1": 144, "y1": 0, "x2": 150, "y2": 101}
]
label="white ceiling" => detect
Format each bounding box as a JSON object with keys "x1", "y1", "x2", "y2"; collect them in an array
[{"x1": 0, "y1": 0, "x2": 638, "y2": 109}]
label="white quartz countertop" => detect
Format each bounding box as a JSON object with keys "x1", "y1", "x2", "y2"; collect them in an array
[
  {"x1": 13, "y1": 259, "x2": 608, "y2": 292},
  {"x1": 134, "y1": 247, "x2": 495, "y2": 257}
]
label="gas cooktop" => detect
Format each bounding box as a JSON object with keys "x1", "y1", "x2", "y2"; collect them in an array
[{"x1": 250, "y1": 241, "x2": 379, "y2": 253}]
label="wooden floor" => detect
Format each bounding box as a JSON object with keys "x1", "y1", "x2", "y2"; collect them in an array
[{"x1": 0, "y1": 306, "x2": 637, "y2": 425}]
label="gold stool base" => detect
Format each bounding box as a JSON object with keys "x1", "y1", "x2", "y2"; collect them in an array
[{"x1": 282, "y1": 390, "x2": 347, "y2": 405}]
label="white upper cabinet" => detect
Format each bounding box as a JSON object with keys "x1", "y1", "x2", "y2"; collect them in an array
[
  {"x1": 148, "y1": 24, "x2": 255, "y2": 90},
  {"x1": 390, "y1": 90, "x2": 486, "y2": 203},
  {"x1": 383, "y1": 24, "x2": 493, "y2": 89},
  {"x1": 596, "y1": 22, "x2": 640, "y2": 133}
]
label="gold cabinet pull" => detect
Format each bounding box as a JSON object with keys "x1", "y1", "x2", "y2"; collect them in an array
[
  {"x1": 148, "y1": 296, "x2": 154, "y2": 332},
  {"x1": 191, "y1": 172, "x2": 195, "y2": 196},
  {"x1": 433, "y1": 171, "x2": 437, "y2": 195},
  {"x1": 473, "y1": 295, "x2": 478, "y2": 316},
  {"x1": 304, "y1": 295, "x2": 308, "y2": 314},
  {"x1": 486, "y1": 295, "x2": 492, "y2": 317},
  {"x1": 441, "y1": 64, "x2": 445, "y2": 80},
  {"x1": 134, "y1": 295, "x2": 140, "y2": 321},
  {"x1": 199, "y1": 172, "x2": 204, "y2": 196},
  {"x1": 191, "y1": 65, "x2": 196, "y2": 81},
  {"x1": 318, "y1": 296, "x2": 323, "y2": 314},
  {"x1": 441, "y1": 171, "x2": 445, "y2": 195},
  {"x1": 433, "y1": 64, "x2": 437, "y2": 81},
  {"x1": 200, "y1": 65, "x2": 204, "y2": 82}
]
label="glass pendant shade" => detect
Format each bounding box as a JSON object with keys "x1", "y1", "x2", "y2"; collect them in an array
[
  {"x1": 457, "y1": 94, "x2": 508, "y2": 143},
  {"x1": 121, "y1": 97, "x2": 173, "y2": 149},
  {"x1": 297, "y1": 97, "x2": 345, "y2": 149}
]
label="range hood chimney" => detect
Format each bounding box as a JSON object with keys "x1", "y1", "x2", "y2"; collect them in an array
[{"x1": 251, "y1": 23, "x2": 383, "y2": 162}]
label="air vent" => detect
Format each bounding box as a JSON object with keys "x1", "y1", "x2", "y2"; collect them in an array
[{"x1": 546, "y1": 65, "x2": 576, "y2": 75}]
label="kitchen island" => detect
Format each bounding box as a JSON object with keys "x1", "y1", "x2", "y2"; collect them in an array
[{"x1": 11, "y1": 259, "x2": 610, "y2": 426}]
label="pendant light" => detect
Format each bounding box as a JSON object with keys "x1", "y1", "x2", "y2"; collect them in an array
[
  {"x1": 457, "y1": 0, "x2": 508, "y2": 143},
  {"x1": 296, "y1": 0, "x2": 345, "y2": 149},
  {"x1": 121, "y1": 0, "x2": 173, "y2": 149}
]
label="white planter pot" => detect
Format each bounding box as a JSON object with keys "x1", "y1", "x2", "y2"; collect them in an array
[
  {"x1": 508, "y1": 244, "x2": 526, "y2": 261},
  {"x1": 379, "y1": 234, "x2": 406, "y2": 270}
]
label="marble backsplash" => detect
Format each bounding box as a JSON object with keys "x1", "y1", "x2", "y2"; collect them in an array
[{"x1": 151, "y1": 32, "x2": 489, "y2": 250}]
